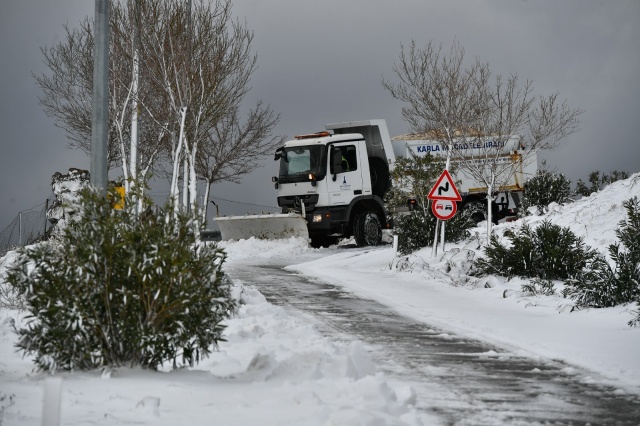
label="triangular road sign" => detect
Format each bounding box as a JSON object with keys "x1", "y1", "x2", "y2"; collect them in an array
[{"x1": 428, "y1": 170, "x2": 462, "y2": 201}]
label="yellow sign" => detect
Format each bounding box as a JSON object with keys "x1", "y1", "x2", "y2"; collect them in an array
[{"x1": 111, "y1": 186, "x2": 125, "y2": 210}]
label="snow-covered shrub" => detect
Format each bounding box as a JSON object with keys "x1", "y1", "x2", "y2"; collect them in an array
[
  {"x1": 575, "y1": 170, "x2": 630, "y2": 198},
  {"x1": 564, "y1": 197, "x2": 640, "y2": 318},
  {"x1": 395, "y1": 209, "x2": 474, "y2": 256},
  {"x1": 6, "y1": 187, "x2": 235, "y2": 372},
  {"x1": 630, "y1": 311, "x2": 640, "y2": 328},
  {"x1": 0, "y1": 393, "x2": 15, "y2": 425},
  {"x1": 474, "y1": 220, "x2": 598, "y2": 280},
  {"x1": 0, "y1": 282, "x2": 24, "y2": 310},
  {"x1": 0, "y1": 252, "x2": 26, "y2": 310},
  {"x1": 521, "y1": 278, "x2": 556, "y2": 296},
  {"x1": 520, "y1": 167, "x2": 572, "y2": 215}
]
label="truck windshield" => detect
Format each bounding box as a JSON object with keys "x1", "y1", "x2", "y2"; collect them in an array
[{"x1": 279, "y1": 145, "x2": 327, "y2": 183}]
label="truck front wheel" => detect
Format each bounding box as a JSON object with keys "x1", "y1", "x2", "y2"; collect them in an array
[{"x1": 353, "y1": 210, "x2": 382, "y2": 247}]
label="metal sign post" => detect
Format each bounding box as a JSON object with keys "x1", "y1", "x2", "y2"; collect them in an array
[{"x1": 428, "y1": 170, "x2": 462, "y2": 257}]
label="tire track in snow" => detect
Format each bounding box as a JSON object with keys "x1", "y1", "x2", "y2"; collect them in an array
[{"x1": 227, "y1": 260, "x2": 640, "y2": 425}]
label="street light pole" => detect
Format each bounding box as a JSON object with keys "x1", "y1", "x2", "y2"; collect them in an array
[{"x1": 90, "y1": 0, "x2": 110, "y2": 193}]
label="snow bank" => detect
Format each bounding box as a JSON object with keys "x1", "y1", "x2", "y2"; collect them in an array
[
  {"x1": 493, "y1": 172, "x2": 640, "y2": 254},
  {"x1": 0, "y1": 274, "x2": 422, "y2": 425},
  {"x1": 289, "y1": 173, "x2": 640, "y2": 393},
  {"x1": 217, "y1": 236, "x2": 314, "y2": 263}
]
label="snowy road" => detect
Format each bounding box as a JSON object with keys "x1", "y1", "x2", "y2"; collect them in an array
[{"x1": 226, "y1": 248, "x2": 640, "y2": 425}]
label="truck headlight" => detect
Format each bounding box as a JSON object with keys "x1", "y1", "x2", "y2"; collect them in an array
[{"x1": 312, "y1": 214, "x2": 323, "y2": 223}]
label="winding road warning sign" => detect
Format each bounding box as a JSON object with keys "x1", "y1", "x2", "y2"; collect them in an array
[
  {"x1": 428, "y1": 170, "x2": 462, "y2": 221},
  {"x1": 428, "y1": 170, "x2": 462, "y2": 201}
]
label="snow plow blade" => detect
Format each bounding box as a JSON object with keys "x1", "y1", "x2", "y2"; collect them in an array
[{"x1": 215, "y1": 213, "x2": 309, "y2": 241}]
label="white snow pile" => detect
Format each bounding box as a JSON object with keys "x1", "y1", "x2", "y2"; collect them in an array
[
  {"x1": 217, "y1": 235, "x2": 313, "y2": 263},
  {"x1": 47, "y1": 168, "x2": 91, "y2": 236}
]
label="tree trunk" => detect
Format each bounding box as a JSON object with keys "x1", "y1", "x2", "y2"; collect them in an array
[
  {"x1": 170, "y1": 107, "x2": 188, "y2": 213},
  {"x1": 486, "y1": 183, "x2": 493, "y2": 243},
  {"x1": 202, "y1": 181, "x2": 212, "y2": 226}
]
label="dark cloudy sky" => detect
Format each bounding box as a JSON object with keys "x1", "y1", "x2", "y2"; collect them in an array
[{"x1": 1, "y1": 0, "x2": 639, "y2": 230}]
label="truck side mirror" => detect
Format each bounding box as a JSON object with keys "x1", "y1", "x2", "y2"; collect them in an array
[
  {"x1": 274, "y1": 146, "x2": 284, "y2": 161},
  {"x1": 330, "y1": 148, "x2": 343, "y2": 180}
]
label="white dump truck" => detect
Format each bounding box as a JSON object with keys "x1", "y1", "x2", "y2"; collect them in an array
[{"x1": 216, "y1": 119, "x2": 537, "y2": 246}]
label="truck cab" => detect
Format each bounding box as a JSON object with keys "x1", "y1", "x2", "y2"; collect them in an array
[{"x1": 273, "y1": 120, "x2": 394, "y2": 246}]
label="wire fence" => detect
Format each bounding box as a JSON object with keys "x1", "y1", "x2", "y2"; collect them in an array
[
  {"x1": 0, "y1": 197, "x2": 279, "y2": 256},
  {"x1": 0, "y1": 200, "x2": 53, "y2": 258}
]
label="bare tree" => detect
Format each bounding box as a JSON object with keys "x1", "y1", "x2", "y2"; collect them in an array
[
  {"x1": 35, "y1": 6, "x2": 168, "y2": 187},
  {"x1": 140, "y1": 0, "x2": 282, "y2": 230},
  {"x1": 35, "y1": 19, "x2": 119, "y2": 168},
  {"x1": 197, "y1": 101, "x2": 285, "y2": 222},
  {"x1": 35, "y1": 0, "x2": 281, "y2": 226},
  {"x1": 383, "y1": 40, "x2": 583, "y2": 238}
]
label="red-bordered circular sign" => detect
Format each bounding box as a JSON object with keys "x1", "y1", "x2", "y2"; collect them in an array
[{"x1": 431, "y1": 199, "x2": 457, "y2": 221}]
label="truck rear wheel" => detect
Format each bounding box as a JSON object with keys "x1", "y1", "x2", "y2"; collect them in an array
[{"x1": 353, "y1": 210, "x2": 382, "y2": 247}]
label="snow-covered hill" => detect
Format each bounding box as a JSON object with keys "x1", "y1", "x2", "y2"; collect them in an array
[{"x1": 498, "y1": 172, "x2": 640, "y2": 256}]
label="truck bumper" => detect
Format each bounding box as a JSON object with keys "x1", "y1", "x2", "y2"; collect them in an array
[{"x1": 305, "y1": 206, "x2": 349, "y2": 237}]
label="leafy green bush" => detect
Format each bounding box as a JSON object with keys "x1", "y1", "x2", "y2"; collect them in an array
[
  {"x1": 563, "y1": 197, "x2": 640, "y2": 319},
  {"x1": 395, "y1": 208, "x2": 474, "y2": 255},
  {"x1": 386, "y1": 154, "x2": 474, "y2": 255},
  {"x1": 521, "y1": 166, "x2": 572, "y2": 215},
  {"x1": 474, "y1": 220, "x2": 597, "y2": 280},
  {"x1": 6, "y1": 187, "x2": 235, "y2": 372}
]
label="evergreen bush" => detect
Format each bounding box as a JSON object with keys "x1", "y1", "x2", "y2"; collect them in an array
[
  {"x1": 6, "y1": 186, "x2": 235, "y2": 372},
  {"x1": 386, "y1": 154, "x2": 474, "y2": 255},
  {"x1": 474, "y1": 220, "x2": 597, "y2": 280},
  {"x1": 521, "y1": 278, "x2": 557, "y2": 296},
  {"x1": 520, "y1": 166, "x2": 572, "y2": 215},
  {"x1": 563, "y1": 197, "x2": 640, "y2": 318},
  {"x1": 575, "y1": 170, "x2": 630, "y2": 197},
  {"x1": 395, "y1": 208, "x2": 474, "y2": 255}
]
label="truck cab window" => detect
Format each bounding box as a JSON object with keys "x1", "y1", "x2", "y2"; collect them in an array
[
  {"x1": 339, "y1": 145, "x2": 357, "y2": 172},
  {"x1": 279, "y1": 145, "x2": 327, "y2": 183}
]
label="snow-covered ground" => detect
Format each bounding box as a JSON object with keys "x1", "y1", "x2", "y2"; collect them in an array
[
  {"x1": 0, "y1": 174, "x2": 639, "y2": 425},
  {"x1": 286, "y1": 174, "x2": 640, "y2": 393}
]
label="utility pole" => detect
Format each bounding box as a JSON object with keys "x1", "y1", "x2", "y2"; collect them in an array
[{"x1": 90, "y1": 0, "x2": 110, "y2": 192}]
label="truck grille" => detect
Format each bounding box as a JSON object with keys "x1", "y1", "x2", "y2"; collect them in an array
[{"x1": 277, "y1": 194, "x2": 320, "y2": 211}]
